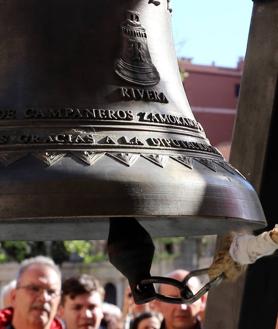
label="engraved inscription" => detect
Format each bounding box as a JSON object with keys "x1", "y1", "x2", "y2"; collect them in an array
[
  {"x1": 118, "y1": 136, "x2": 144, "y2": 146},
  {"x1": 24, "y1": 108, "x2": 134, "y2": 121},
  {"x1": 119, "y1": 87, "x2": 168, "y2": 103},
  {"x1": 100, "y1": 136, "x2": 116, "y2": 145},
  {"x1": 0, "y1": 131, "x2": 220, "y2": 156},
  {"x1": 0, "y1": 133, "x2": 95, "y2": 145},
  {"x1": 0, "y1": 107, "x2": 204, "y2": 132},
  {"x1": 0, "y1": 109, "x2": 16, "y2": 120},
  {"x1": 138, "y1": 112, "x2": 203, "y2": 131},
  {"x1": 147, "y1": 137, "x2": 220, "y2": 155}
]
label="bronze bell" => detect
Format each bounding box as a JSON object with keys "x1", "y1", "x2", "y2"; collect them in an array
[{"x1": 0, "y1": 0, "x2": 265, "y2": 241}]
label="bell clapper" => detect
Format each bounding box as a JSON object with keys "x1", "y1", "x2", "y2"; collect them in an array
[{"x1": 108, "y1": 217, "x2": 224, "y2": 304}]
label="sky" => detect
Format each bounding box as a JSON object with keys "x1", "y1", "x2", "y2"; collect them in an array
[{"x1": 171, "y1": 0, "x2": 253, "y2": 68}]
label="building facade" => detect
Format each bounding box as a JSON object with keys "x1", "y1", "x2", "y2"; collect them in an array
[{"x1": 179, "y1": 57, "x2": 244, "y2": 159}]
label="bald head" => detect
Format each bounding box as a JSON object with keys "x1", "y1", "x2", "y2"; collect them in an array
[
  {"x1": 160, "y1": 269, "x2": 201, "y2": 295},
  {"x1": 153, "y1": 269, "x2": 205, "y2": 329}
]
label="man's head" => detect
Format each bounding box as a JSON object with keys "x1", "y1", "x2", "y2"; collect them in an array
[
  {"x1": 0, "y1": 279, "x2": 16, "y2": 308},
  {"x1": 123, "y1": 286, "x2": 150, "y2": 316},
  {"x1": 101, "y1": 303, "x2": 122, "y2": 329},
  {"x1": 59, "y1": 274, "x2": 104, "y2": 329},
  {"x1": 152, "y1": 269, "x2": 206, "y2": 329},
  {"x1": 11, "y1": 256, "x2": 62, "y2": 329},
  {"x1": 131, "y1": 312, "x2": 162, "y2": 329}
]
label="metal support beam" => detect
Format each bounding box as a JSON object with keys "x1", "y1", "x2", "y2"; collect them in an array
[{"x1": 205, "y1": 1, "x2": 278, "y2": 328}]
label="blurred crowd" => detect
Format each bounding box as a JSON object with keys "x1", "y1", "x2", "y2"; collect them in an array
[{"x1": 0, "y1": 256, "x2": 208, "y2": 329}]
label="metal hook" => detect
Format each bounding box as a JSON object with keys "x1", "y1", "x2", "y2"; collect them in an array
[
  {"x1": 139, "y1": 268, "x2": 224, "y2": 304},
  {"x1": 180, "y1": 268, "x2": 225, "y2": 304}
]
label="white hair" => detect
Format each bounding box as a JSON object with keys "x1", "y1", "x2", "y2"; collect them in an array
[
  {"x1": 0, "y1": 279, "x2": 16, "y2": 309},
  {"x1": 16, "y1": 255, "x2": 61, "y2": 285},
  {"x1": 102, "y1": 302, "x2": 122, "y2": 317}
]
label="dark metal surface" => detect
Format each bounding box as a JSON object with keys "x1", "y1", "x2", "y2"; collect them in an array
[
  {"x1": 108, "y1": 218, "x2": 155, "y2": 304},
  {"x1": 0, "y1": 0, "x2": 266, "y2": 240}
]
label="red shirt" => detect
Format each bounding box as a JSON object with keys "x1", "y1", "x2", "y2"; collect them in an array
[{"x1": 0, "y1": 308, "x2": 63, "y2": 329}]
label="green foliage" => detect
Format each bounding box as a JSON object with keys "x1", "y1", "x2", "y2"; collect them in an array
[
  {"x1": 0, "y1": 248, "x2": 7, "y2": 263},
  {"x1": 0, "y1": 237, "x2": 182, "y2": 265},
  {"x1": 64, "y1": 241, "x2": 107, "y2": 264},
  {"x1": 64, "y1": 240, "x2": 92, "y2": 263},
  {"x1": 0, "y1": 240, "x2": 107, "y2": 264},
  {"x1": 0, "y1": 241, "x2": 29, "y2": 262},
  {"x1": 64, "y1": 240, "x2": 91, "y2": 257}
]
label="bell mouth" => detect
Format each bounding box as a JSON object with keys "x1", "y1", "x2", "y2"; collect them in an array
[
  {"x1": 0, "y1": 151, "x2": 265, "y2": 240},
  {"x1": 0, "y1": 216, "x2": 265, "y2": 241}
]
